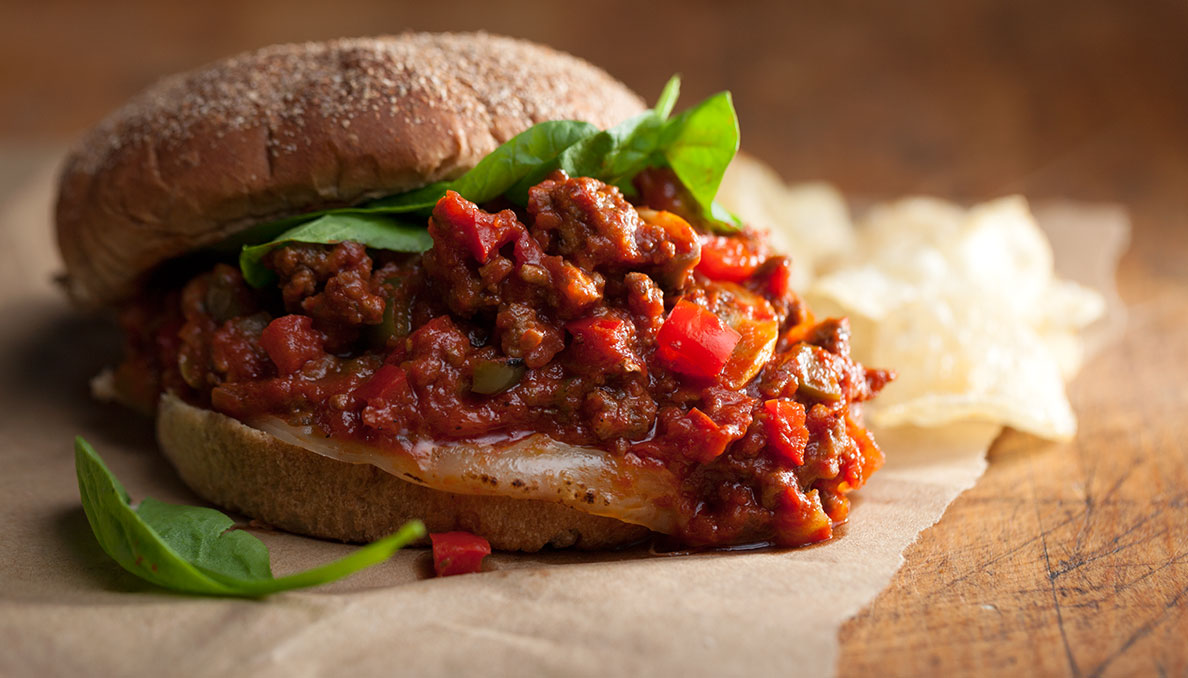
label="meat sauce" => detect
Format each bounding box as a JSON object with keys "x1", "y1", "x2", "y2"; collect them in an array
[{"x1": 118, "y1": 168, "x2": 892, "y2": 547}]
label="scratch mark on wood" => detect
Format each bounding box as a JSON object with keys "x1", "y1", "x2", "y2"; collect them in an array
[
  {"x1": 1051, "y1": 511, "x2": 1166, "y2": 579},
  {"x1": 1086, "y1": 580, "x2": 1188, "y2": 678},
  {"x1": 1110, "y1": 547, "x2": 1188, "y2": 596},
  {"x1": 1039, "y1": 523, "x2": 1082, "y2": 678},
  {"x1": 941, "y1": 511, "x2": 1081, "y2": 590},
  {"x1": 1030, "y1": 454, "x2": 1083, "y2": 678}
]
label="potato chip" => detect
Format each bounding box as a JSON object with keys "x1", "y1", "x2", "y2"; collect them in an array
[
  {"x1": 868, "y1": 290, "x2": 1077, "y2": 439},
  {"x1": 1035, "y1": 278, "x2": 1106, "y2": 331},
  {"x1": 803, "y1": 195, "x2": 1102, "y2": 440},
  {"x1": 1039, "y1": 328, "x2": 1086, "y2": 381}
]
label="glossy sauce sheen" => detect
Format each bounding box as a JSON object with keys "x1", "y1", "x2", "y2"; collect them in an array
[{"x1": 118, "y1": 169, "x2": 892, "y2": 547}]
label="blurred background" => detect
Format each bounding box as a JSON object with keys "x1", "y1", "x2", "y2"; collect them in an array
[
  {"x1": 1, "y1": 4, "x2": 1184, "y2": 669},
  {"x1": 0, "y1": 3, "x2": 1183, "y2": 669},
  {"x1": 3, "y1": 0, "x2": 1188, "y2": 215}
]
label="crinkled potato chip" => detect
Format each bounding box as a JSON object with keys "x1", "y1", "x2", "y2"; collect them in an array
[
  {"x1": 869, "y1": 291, "x2": 1077, "y2": 439},
  {"x1": 720, "y1": 157, "x2": 1103, "y2": 440},
  {"x1": 807, "y1": 195, "x2": 1102, "y2": 439}
]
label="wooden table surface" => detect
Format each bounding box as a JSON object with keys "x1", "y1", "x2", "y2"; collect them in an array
[{"x1": 3, "y1": 1, "x2": 1185, "y2": 675}]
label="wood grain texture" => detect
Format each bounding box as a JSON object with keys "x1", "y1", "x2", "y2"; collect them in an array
[
  {"x1": 2, "y1": 0, "x2": 1185, "y2": 674},
  {"x1": 839, "y1": 232, "x2": 1188, "y2": 676}
]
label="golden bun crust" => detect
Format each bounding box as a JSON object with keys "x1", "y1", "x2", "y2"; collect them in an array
[
  {"x1": 156, "y1": 394, "x2": 652, "y2": 552},
  {"x1": 56, "y1": 33, "x2": 646, "y2": 306}
]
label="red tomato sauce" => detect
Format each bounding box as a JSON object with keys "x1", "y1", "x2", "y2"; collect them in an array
[{"x1": 117, "y1": 168, "x2": 892, "y2": 548}]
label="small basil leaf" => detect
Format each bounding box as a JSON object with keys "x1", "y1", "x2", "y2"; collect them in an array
[
  {"x1": 240, "y1": 213, "x2": 432, "y2": 287},
  {"x1": 76, "y1": 437, "x2": 243, "y2": 595},
  {"x1": 570, "y1": 113, "x2": 668, "y2": 185},
  {"x1": 74, "y1": 437, "x2": 427, "y2": 597}
]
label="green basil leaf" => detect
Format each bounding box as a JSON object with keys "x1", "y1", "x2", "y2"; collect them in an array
[
  {"x1": 75, "y1": 437, "x2": 236, "y2": 594},
  {"x1": 75, "y1": 437, "x2": 426, "y2": 597},
  {"x1": 447, "y1": 120, "x2": 602, "y2": 205},
  {"x1": 239, "y1": 213, "x2": 432, "y2": 287},
  {"x1": 363, "y1": 120, "x2": 601, "y2": 212},
  {"x1": 361, "y1": 181, "x2": 451, "y2": 213},
  {"x1": 566, "y1": 112, "x2": 669, "y2": 184},
  {"x1": 663, "y1": 91, "x2": 741, "y2": 228},
  {"x1": 527, "y1": 84, "x2": 740, "y2": 232},
  {"x1": 136, "y1": 498, "x2": 273, "y2": 582},
  {"x1": 506, "y1": 78, "x2": 694, "y2": 202},
  {"x1": 507, "y1": 112, "x2": 667, "y2": 201}
]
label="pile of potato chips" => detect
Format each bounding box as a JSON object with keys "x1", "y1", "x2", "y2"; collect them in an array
[{"x1": 718, "y1": 157, "x2": 1104, "y2": 440}]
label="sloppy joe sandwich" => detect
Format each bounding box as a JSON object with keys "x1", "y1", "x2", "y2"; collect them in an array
[{"x1": 57, "y1": 33, "x2": 891, "y2": 551}]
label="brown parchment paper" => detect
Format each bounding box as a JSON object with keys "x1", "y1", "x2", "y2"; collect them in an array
[{"x1": 0, "y1": 153, "x2": 1127, "y2": 678}]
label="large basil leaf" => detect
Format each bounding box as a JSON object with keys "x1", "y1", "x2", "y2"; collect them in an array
[
  {"x1": 662, "y1": 91, "x2": 741, "y2": 226},
  {"x1": 75, "y1": 437, "x2": 425, "y2": 597}
]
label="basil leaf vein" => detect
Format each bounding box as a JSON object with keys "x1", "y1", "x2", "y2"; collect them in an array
[{"x1": 75, "y1": 437, "x2": 426, "y2": 597}]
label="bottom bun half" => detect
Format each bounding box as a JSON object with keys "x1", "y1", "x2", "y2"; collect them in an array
[{"x1": 156, "y1": 394, "x2": 651, "y2": 551}]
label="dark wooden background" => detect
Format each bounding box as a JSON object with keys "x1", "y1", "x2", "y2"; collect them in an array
[{"x1": 2, "y1": 1, "x2": 1185, "y2": 674}]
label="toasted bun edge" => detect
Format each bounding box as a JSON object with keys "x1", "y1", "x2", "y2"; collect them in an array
[{"x1": 155, "y1": 393, "x2": 652, "y2": 552}]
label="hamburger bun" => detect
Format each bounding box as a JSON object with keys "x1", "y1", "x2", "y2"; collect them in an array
[
  {"x1": 56, "y1": 33, "x2": 646, "y2": 307},
  {"x1": 59, "y1": 33, "x2": 653, "y2": 551}
]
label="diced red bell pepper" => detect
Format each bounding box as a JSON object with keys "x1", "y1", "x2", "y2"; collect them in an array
[
  {"x1": 763, "y1": 398, "x2": 809, "y2": 465},
  {"x1": 354, "y1": 364, "x2": 409, "y2": 403},
  {"x1": 695, "y1": 235, "x2": 763, "y2": 282},
  {"x1": 430, "y1": 531, "x2": 492, "y2": 577},
  {"x1": 358, "y1": 364, "x2": 416, "y2": 434},
  {"x1": 656, "y1": 300, "x2": 741, "y2": 379},
  {"x1": 259, "y1": 315, "x2": 324, "y2": 374},
  {"x1": 512, "y1": 229, "x2": 545, "y2": 267},
  {"x1": 762, "y1": 256, "x2": 795, "y2": 300},
  {"x1": 684, "y1": 408, "x2": 734, "y2": 463},
  {"x1": 432, "y1": 190, "x2": 521, "y2": 263},
  {"x1": 566, "y1": 315, "x2": 637, "y2": 371}
]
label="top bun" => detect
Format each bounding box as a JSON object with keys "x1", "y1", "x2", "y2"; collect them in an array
[{"x1": 55, "y1": 33, "x2": 646, "y2": 306}]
